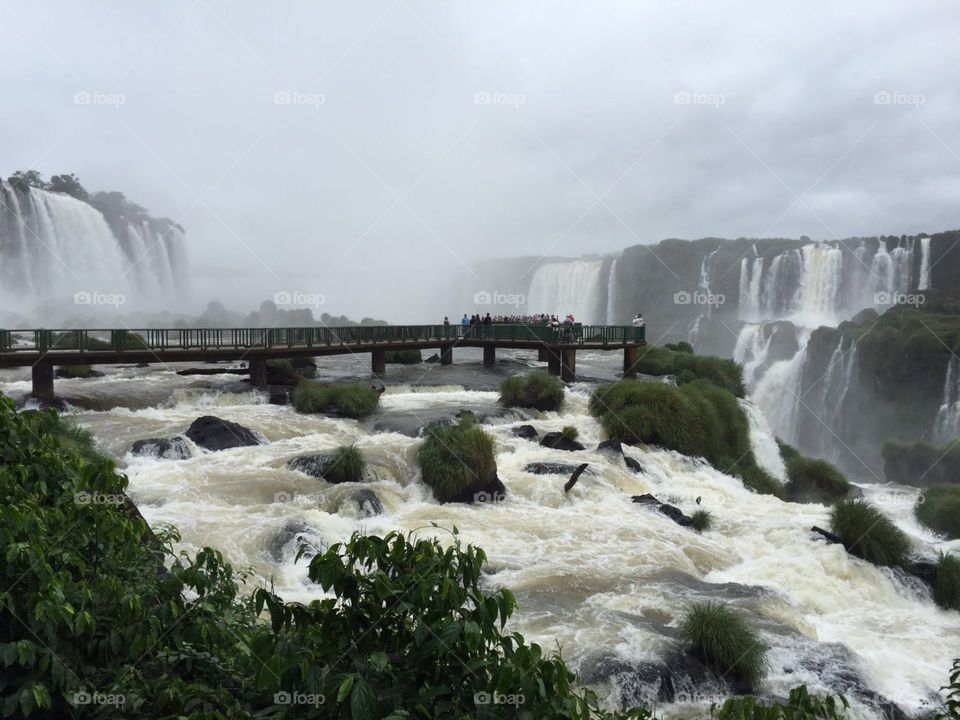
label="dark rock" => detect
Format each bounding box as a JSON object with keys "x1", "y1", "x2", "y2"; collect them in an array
[
  {"x1": 597, "y1": 438, "x2": 623, "y2": 454},
  {"x1": 368, "y1": 378, "x2": 386, "y2": 395},
  {"x1": 631, "y1": 494, "x2": 693, "y2": 527},
  {"x1": 458, "y1": 475, "x2": 507, "y2": 505},
  {"x1": 288, "y1": 453, "x2": 335, "y2": 480},
  {"x1": 811, "y1": 526, "x2": 844, "y2": 544},
  {"x1": 130, "y1": 436, "x2": 191, "y2": 460},
  {"x1": 624, "y1": 456, "x2": 645, "y2": 474},
  {"x1": 267, "y1": 387, "x2": 292, "y2": 405},
  {"x1": 185, "y1": 415, "x2": 263, "y2": 451},
  {"x1": 263, "y1": 357, "x2": 317, "y2": 385},
  {"x1": 55, "y1": 367, "x2": 105, "y2": 379},
  {"x1": 424, "y1": 353, "x2": 440, "y2": 363},
  {"x1": 350, "y1": 489, "x2": 384, "y2": 518},
  {"x1": 564, "y1": 463, "x2": 589, "y2": 493},
  {"x1": 525, "y1": 462, "x2": 579, "y2": 475},
  {"x1": 177, "y1": 367, "x2": 247, "y2": 376},
  {"x1": 266, "y1": 521, "x2": 313, "y2": 562},
  {"x1": 512, "y1": 424, "x2": 538, "y2": 440},
  {"x1": 906, "y1": 559, "x2": 939, "y2": 587},
  {"x1": 540, "y1": 431, "x2": 585, "y2": 452}
]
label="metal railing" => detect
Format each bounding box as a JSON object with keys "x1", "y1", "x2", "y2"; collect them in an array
[{"x1": 0, "y1": 324, "x2": 646, "y2": 353}]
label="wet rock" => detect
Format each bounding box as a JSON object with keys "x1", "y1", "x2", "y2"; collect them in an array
[
  {"x1": 368, "y1": 378, "x2": 386, "y2": 395},
  {"x1": 288, "y1": 453, "x2": 336, "y2": 480},
  {"x1": 597, "y1": 438, "x2": 623, "y2": 454},
  {"x1": 540, "y1": 431, "x2": 585, "y2": 452},
  {"x1": 266, "y1": 387, "x2": 292, "y2": 405},
  {"x1": 512, "y1": 424, "x2": 538, "y2": 440},
  {"x1": 525, "y1": 462, "x2": 579, "y2": 475},
  {"x1": 624, "y1": 456, "x2": 646, "y2": 474},
  {"x1": 467, "y1": 476, "x2": 507, "y2": 505},
  {"x1": 906, "y1": 559, "x2": 938, "y2": 587},
  {"x1": 424, "y1": 353, "x2": 440, "y2": 363},
  {"x1": 631, "y1": 494, "x2": 694, "y2": 527},
  {"x1": 55, "y1": 367, "x2": 105, "y2": 379},
  {"x1": 185, "y1": 415, "x2": 263, "y2": 451},
  {"x1": 266, "y1": 521, "x2": 313, "y2": 562},
  {"x1": 130, "y1": 436, "x2": 191, "y2": 460},
  {"x1": 351, "y1": 489, "x2": 384, "y2": 517}
]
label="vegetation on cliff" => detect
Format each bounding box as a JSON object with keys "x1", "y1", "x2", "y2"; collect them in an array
[
  {"x1": 784, "y1": 455, "x2": 853, "y2": 503},
  {"x1": 915, "y1": 484, "x2": 960, "y2": 539},
  {"x1": 630, "y1": 345, "x2": 745, "y2": 397}
]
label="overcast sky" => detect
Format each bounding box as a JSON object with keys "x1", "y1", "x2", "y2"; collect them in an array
[{"x1": 1, "y1": 1, "x2": 957, "y2": 320}]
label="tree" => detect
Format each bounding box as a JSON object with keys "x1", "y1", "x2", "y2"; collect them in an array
[
  {"x1": 7, "y1": 170, "x2": 49, "y2": 191},
  {"x1": 48, "y1": 173, "x2": 89, "y2": 202}
]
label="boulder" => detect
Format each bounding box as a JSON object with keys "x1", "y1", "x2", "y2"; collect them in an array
[
  {"x1": 468, "y1": 476, "x2": 507, "y2": 505},
  {"x1": 540, "y1": 431, "x2": 585, "y2": 452},
  {"x1": 631, "y1": 493, "x2": 694, "y2": 527},
  {"x1": 288, "y1": 453, "x2": 336, "y2": 481},
  {"x1": 624, "y1": 456, "x2": 646, "y2": 474},
  {"x1": 350, "y1": 489, "x2": 384, "y2": 518},
  {"x1": 130, "y1": 436, "x2": 191, "y2": 460},
  {"x1": 512, "y1": 424, "x2": 538, "y2": 440},
  {"x1": 368, "y1": 378, "x2": 386, "y2": 395},
  {"x1": 185, "y1": 415, "x2": 263, "y2": 451},
  {"x1": 525, "y1": 462, "x2": 579, "y2": 475},
  {"x1": 266, "y1": 521, "x2": 313, "y2": 562},
  {"x1": 424, "y1": 353, "x2": 440, "y2": 363},
  {"x1": 597, "y1": 438, "x2": 623, "y2": 454}
]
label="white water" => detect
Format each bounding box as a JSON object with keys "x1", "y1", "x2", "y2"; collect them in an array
[
  {"x1": 750, "y1": 331, "x2": 812, "y2": 442},
  {"x1": 919, "y1": 237, "x2": 932, "y2": 290},
  {"x1": 934, "y1": 355, "x2": 960, "y2": 443},
  {"x1": 0, "y1": 181, "x2": 187, "y2": 319},
  {"x1": 687, "y1": 248, "x2": 720, "y2": 345},
  {"x1": 527, "y1": 260, "x2": 605, "y2": 322},
  {"x1": 606, "y1": 258, "x2": 620, "y2": 324},
  {"x1": 741, "y1": 399, "x2": 787, "y2": 482}
]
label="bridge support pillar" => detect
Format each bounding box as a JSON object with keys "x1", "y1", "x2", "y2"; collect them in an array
[
  {"x1": 623, "y1": 346, "x2": 639, "y2": 377},
  {"x1": 440, "y1": 343, "x2": 453, "y2": 365},
  {"x1": 371, "y1": 348, "x2": 386, "y2": 376},
  {"x1": 546, "y1": 348, "x2": 561, "y2": 376},
  {"x1": 248, "y1": 356, "x2": 267, "y2": 387},
  {"x1": 32, "y1": 361, "x2": 54, "y2": 402},
  {"x1": 538, "y1": 347, "x2": 549, "y2": 362},
  {"x1": 560, "y1": 348, "x2": 576, "y2": 383},
  {"x1": 483, "y1": 345, "x2": 496, "y2": 368}
]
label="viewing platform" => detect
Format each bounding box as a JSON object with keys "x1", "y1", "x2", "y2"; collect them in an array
[{"x1": 0, "y1": 324, "x2": 647, "y2": 402}]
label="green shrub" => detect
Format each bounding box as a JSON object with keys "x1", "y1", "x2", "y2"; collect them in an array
[
  {"x1": 934, "y1": 553, "x2": 960, "y2": 612},
  {"x1": 785, "y1": 456, "x2": 852, "y2": 503},
  {"x1": 266, "y1": 357, "x2": 317, "y2": 383},
  {"x1": 56, "y1": 364, "x2": 96, "y2": 378},
  {"x1": 633, "y1": 346, "x2": 745, "y2": 396},
  {"x1": 690, "y1": 509, "x2": 712, "y2": 532},
  {"x1": 678, "y1": 602, "x2": 766, "y2": 688},
  {"x1": 499, "y1": 371, "x2": 564, "y2": 411},
  {"x1": 292, "y1": 380, "x2": 380, "y2": 418},
  {"x1": 324, "y1": 445, "x2": 366, "y2": 484},
  {"x1": 561, "y1": 425, "x2": 579, "y2": 441},
  {"x1": 944, "y1": 659, "x2": 960, "y2": 720},
  {"x1": 829, "y1": 500, "x2": 911, "y2": 567},
  {"x1": 715, "y1": 685, "x2": 848, "y2": 720},
  {"x1": 417, "y1": 417, "x2": 502, "y2": 503},
  {"x1": 738, "y1": 463, "x2": 783, "y2": 497},
  {"x1": 777, "y1": 438, "x2": 801, "y2": 462},
  {"x1": 384, "y1": 349, "x2": 422, "y2": 364},
  {"x1": 916, "y1": 485, "x2": 960, "y2": 539}
]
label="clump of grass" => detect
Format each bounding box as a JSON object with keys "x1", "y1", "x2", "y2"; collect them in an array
[
  {"x1": 384, "y1": 349, "x2": 422, "y2": 364},
  {"x1": 499, "y1": 371, "x2": 564, "y2": 411},
  {"x1": 934, "y1": 552, "x2": 960, "y2": 611},
  {"x1": 324, "y1": 445, "x2": 366, "y2": 484},
  {"x1": 829, "y1": 500, "x2": 911, "y2": 567},
  {"x1": 915, "y1": 485, "x2": 960, "y2": 539},
  {"x1": 784, "y1": 456, "x2": 852, "y2": 504},
  {"x1": 292, "y1": 381, "x2": 380, "y2": 418},
  {"x1": 690, "y1": 509, "x2": 712, "y2": 532},
  {"x1": 776, "y1": 438, "x2": 801, "y2": 462},
  {"x1": 561, "y1": 425, "x2": 579, "y2": 441},
  {"x1": 678, "y1": 602, "x2": 767, "y2": 688},
  {"x1": 417, "y1": 417, "x2": 500, "y2": 503}
]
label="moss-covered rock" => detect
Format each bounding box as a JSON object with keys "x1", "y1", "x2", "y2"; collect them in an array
[
  {"x1": 292, "y1": 381, "x2": 380, "y2": 418},
  {"x1": 784, "y1": 456, "x2": 854, "y2": 503},
  {"x1": 631, "y1": 346, "x2": 745, "y2": 397},
  {"x1": 830, "y1": 500, "x2": 911, "y2": 567},
  {"x1": 498, "y1": 371, "x2": 564, "y2": 411},
  {"x1": 416, "y1": 417, "x2": 505, "y2": 503},
  {"x1": 384, "y1": 349, "x2": 422, "y2": 364},
  {"x1": 915, "y1": 484, "x2": 960, "y2": 539},
  {"x1": 265, "y1": 357, "x2": 317, "y2": 385},
  {"x1": 678, "y1": 602, "x2": 767, "y2": 689}
]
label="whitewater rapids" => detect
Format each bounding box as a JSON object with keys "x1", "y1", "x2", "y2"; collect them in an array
[{"x1": 2, "y1": 355, "x2": 957, "y2": 717}]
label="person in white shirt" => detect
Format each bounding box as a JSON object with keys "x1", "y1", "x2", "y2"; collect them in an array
[{"x1": 632, "y1": 313, "x2": 645, "y2": 327}]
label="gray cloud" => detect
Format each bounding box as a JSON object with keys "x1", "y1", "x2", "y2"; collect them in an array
[{"x1": 1, "y1": 0, "x2": 957, "y2": 321}]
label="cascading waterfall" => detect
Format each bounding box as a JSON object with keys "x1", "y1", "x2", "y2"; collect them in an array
[
  {"x1": 741, "y1": 398, "x2": 787, "y2": 481},
  {"x1": 687, "y1": 248, "x2": 720, "y2": 344},
  {"x1": 605, "y1": 258, "x2": 620, "y2": 324},
  {"x1": 750, "y1": 331, "x2": 811, "y2": 442},
  {"x1": 732, "y1": 323, "x2": 775, "y2": 387},
  {"x1": 737, "y1": 248, "x2": 764, "y2": 321},
  {"x1": 527, "y1": 260, "x2": 604, "y2": 322},
  {"x1": 0, "y1": 181, "x2": 188, "y2": 317},
  {"x1": 934, "y1": 355, "x2": 960, "y2": 442},
  {"x1": 919, "y1": 236, "x2": 931, "y2": 290}
]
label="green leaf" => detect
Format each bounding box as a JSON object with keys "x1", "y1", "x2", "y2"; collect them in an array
[
  {"x1": 369, "y1": 651, "x2": 389, "y2": 672},
  {"x1": 350, "y1": 679, "x2": 377, "y2": 720},
  {"x1": 336, "y1": 675, "x2": 354, "y2": 703}
]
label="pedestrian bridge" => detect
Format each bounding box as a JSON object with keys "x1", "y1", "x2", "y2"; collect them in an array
[{"x1": 0, "y1": 324, "x2": 647, "y2": 402}]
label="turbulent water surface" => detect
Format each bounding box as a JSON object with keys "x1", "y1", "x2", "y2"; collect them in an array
[{"x1": 3, "y1": 350, "x2": 957, "y2": 717}]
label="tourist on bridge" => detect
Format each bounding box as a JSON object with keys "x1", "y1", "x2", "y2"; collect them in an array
[{"x1": 632, "y1": 313, "x2": 645, "y2": 328}]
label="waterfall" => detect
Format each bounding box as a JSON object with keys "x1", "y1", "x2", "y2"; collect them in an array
[
  {"x1": 737, "y1": 249, "x2": 764, "y2": 321},
  {"x1": 605, "y1": 258, "x2": 620, "y2": 324},
  {"x1": 805, "y1": 336, "x2": 860, "y2": 461},
  {"x1": 934, "y1": 355, "x2": 960, "y2": 442},
  {"x1": 793, "y1": 245, "x2": 843, "y2": 326},
  {"x1": 527, "y1": 260, "x2": 604, "y2": 322},
  {"x1": 741, "y1": 399, "x2": 787, "y2": 482},
  {"x1": 751, "y1": 331, "x2": 811, "y2": 442},
  {"x1": 0, "y1": 181, "x2": 187, "y2": 318},
  {"x1": 732, "y1": 324, "x2": 775, "y2": 387},
  {"x1": 687, "y1": 247, "x2": 719, "y2": 345},
  {"x1": 918, "y1": 236, "x2": 931, "y2": 290}
]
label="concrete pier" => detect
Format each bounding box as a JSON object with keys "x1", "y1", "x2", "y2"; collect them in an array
[{"x1": 31, "y1": 361, "x2": 54, "y2": 402}]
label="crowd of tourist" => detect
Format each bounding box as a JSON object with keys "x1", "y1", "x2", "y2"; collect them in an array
[{"x1": 439, "y1": 312, "x2": 646, "y2": 328}]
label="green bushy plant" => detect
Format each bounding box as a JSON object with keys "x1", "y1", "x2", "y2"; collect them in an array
[
  {"x1": 934, "y1": 553, "x2": 960, "y2": 612},
  {"x1": 499, "y1": 371, "x2": 564, "y2": 411},
  {"x1": 916, "y1": 485, "x2": 960, "y2": 539},
  {"x1": 561, "y1": 425, "x2": 579, "y2": 441},
  {"x1": 829, "y1": 500, "x2": 911, "y2": 567},
  {"x1": 715, "y1": 685, "x2": 849, "y2": 720},
  {"x1": 678, "y1": 602, "x2": 766, "y2": 688},
  {"x1": 324, "y1": 444, "x2": 366, "y2": 484},
  {"x1": 690, "y1": 509, "x2": 712, "y2": 532},
  {"x1": 417, "y1": 417, "x2": 501, "y2": 503},
  {"x1": 632, "y1": 346, "x2": 745, "y2": 396},
  {"x1": 785, "y1": 456, "x2": 853, "y2": 504},
  {"x1": 292, "y1": 380, "x2": 380, "y2": 418}
]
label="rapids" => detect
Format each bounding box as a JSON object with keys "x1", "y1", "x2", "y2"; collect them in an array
[{"x1": 2, "y1": 351, "x2": 957, "y2": 717}]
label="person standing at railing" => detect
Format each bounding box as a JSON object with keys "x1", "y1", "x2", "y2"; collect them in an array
[{"x1": 482, "y1": 312, "x2": 492, "y2": 339}]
